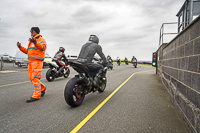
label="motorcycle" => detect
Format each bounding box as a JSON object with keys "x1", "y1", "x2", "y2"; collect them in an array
[
  {"x1": 125, "y1": 60, "x2": 129, "y2": 65},
  {"x1": 117, "y1": 59, "x2": 120, "y2": 66},
  {"x1": 45, "y1": 61, "x2": 70, "y2": 82},
  {"x1": 132, "y1": 59, "x2": 137, "y2": 68},
  {"x1": 64, "y1": 60, "x2": 107, "y2": 107},
  {"x1": 108, "y1": 61, "x2": 113, "y2": 70}
]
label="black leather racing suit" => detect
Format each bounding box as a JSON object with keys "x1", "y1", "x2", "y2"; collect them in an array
[
  {"x1": 53, "y1": 51, "x2": 68, "y2": 72},
  {"x1": 131, "y1": 57, "x2": 137, "y2": 66},
  {"x1": 77, "y1": 41, "x2": 107, "y2": 74}
]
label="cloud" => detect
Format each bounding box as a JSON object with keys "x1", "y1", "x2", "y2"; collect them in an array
[{"x1": 0, "y1": 0, "x2": 185, "y2": 60}]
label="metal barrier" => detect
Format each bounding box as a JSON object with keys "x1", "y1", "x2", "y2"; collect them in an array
[
  {"x1": 159, "y1": 22, "x2": 188, "y2": 46},
  {"x1": 0, "y1": 58, "x2": 28, "y2": 70}
]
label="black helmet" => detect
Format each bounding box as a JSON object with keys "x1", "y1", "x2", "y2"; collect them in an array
[
  {"x1": 89, "y1": 35, "x2": 99, "y2": 44},
  {"x1": 59, "y1": 47, "x2": 65, "y2": 52}
]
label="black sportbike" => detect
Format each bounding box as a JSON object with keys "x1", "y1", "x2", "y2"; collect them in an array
[
  {"x1": 117, "y1": 59, "x2": 120, "y2": 66},
  {"x1": 64, "y1": 60, "x2": 107, "y2": 107}
]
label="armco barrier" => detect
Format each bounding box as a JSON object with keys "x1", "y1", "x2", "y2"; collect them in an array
[{"x1": 157, "y1": 15, "x2": 200, "y2": 133}]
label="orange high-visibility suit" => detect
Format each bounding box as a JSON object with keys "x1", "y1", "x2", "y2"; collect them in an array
[{"x1": 19, "y1": 34, "x2": 46, "y2": 99}]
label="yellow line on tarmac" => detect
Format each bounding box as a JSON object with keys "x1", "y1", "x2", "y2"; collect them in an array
[
  {"x1": 70, "y1": 69, "x2": 154, "y2": 133},
  {"x1": 0, "y1": 78, "x2": 46, "y2": 88}
]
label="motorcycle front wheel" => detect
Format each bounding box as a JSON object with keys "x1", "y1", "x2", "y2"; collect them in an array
[
  {"x1": 133, "y1": 63, "x2": 137, "y2": 68},
  {"x1": 64, "y1": 77, "x2": 85, "y2": 107},
  {"x1": 135, "y1": 64, "x2": 137, "y2": 68},
  {"x1": 46, "y1": 69, "x2": 56, "y2": 82},
  {"x1": 98, "y1": 77, "x2": 107, "y2": 93}
]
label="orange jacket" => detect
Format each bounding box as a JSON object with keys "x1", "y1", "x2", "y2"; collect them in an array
[{"x1": 19, "y1": 34, "x2": 47, "y2": 61}]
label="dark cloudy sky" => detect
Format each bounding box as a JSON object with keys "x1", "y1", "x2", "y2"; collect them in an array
[{"x1": 0, "y1": 0, "x2": 185, "y2": 61}]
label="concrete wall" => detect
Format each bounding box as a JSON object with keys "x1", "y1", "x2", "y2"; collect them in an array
[{"x1": 157, "y1": 16, "x2": 200, "y2": 133}]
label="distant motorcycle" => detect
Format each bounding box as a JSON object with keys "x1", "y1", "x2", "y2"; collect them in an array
[
  {"x1": 46, "y1": 61, "x2": 70, "y2": 82},
  {"x1": 132, "y1": 59, "x2": 137, "y2": 68},
  {"x1": 125, "y1": 60, "x2": 129, "y2": 65},
  {"x1": 117, "y1": 59, "x2": 120, "y2": 66},
  {"x1": 108, "y1": 61, "x2": 113, "y2": 70},
  {"x1": 64, "y1": 59, "x2": 107, "y2": 107}
]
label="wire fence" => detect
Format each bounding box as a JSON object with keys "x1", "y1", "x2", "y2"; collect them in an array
[{"x1": 0, "y1": 57, "x2": 28, "y2": 70}]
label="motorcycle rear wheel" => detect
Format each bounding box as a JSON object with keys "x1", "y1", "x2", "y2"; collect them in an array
[
  {"x1": 64, "y1": 77, "x2": 85, "y2": 107},
  {"x1": 46, "y1": 69, "x2": 56, "y2": 82}
]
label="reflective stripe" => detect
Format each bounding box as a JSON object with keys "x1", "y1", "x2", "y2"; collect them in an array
[
  {"x1": 34, "y1": 75, "x2": 41, "y2": 78},
  {"x1": 40, "y1": 41, "x2": 45, "y2": 44},
  {"x1": 34, "y1": 84, "x2": 41, "y2": 87},
  {"x1": 41, "y1": 44, "x2": 44, "y2": 51},
  {"x1": 28, "y1": 47, "x2": 38, "y2": 50},
  {"x1": 34, "y1": 89, "x2": 41, "y2": 91},
  {"x1": 28, "y1": 57, "x2": 44, "y2": 60}
]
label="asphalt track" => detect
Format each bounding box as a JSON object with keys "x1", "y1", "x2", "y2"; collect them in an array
[{"x1": 0, "y1": 63, "x2": 191, "y2": 133}]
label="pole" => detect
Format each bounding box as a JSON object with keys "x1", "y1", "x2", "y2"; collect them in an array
[{"x1": 1, "y1": 57, "x2": 3, "y2": 70}]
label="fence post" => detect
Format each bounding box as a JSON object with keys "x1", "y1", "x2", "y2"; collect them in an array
[{"x1": 1, "y1": 57, "x2": 3, "y2": 70}]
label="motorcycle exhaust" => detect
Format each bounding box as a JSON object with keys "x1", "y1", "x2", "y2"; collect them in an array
[
  {"x1": 52, "y1": 68, "x2": 59, "y2": 74},
  {"x1": 80, "y1": 73, "x2": 91, "y2": 87}
]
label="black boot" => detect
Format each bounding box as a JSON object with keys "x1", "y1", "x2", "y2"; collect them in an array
[
  {"x1": 26, "y1": 97, "x2": 39, "y2": 103},
  {"x1": 41, "y1": 89, "x2": 46, "y2": 97}
]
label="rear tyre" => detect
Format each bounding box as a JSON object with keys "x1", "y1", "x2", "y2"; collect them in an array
[
  {"x1": 64, "y1": 77, "x2": 85, "y2": 107},
  {"x1": 46, "y1": 69, "x2": 56, "y2": 82}
]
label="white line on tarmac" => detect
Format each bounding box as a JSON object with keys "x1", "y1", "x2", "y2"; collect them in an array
[{"x1": 0, "y1": 71, "x2": 19, "y2": 73}]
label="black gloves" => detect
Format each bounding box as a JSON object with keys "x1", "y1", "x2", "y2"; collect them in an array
[{"x1": 103, "y1": 62, "x2": 108, "y2": 67}]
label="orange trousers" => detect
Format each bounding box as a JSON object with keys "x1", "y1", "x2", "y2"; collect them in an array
[{"x1": 27, "y1": 61, "x2": 46, "y2": 99}]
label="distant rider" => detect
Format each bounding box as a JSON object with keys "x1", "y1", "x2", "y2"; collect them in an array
[
  {"x1": 107, "y1": 55, "x2": 113, "y2": 64},
  {"x1": 125, "y1": 57, "x2": 128, "y2": 62},
  {"x1": 131, "y1": 56, "x2": 137, "y2": 62},
  {"x1": 131, "y1": 56, "x2": 137, "y2": 67},
  {"x1": 53, "y1": 47, "x2": 68, "y2": 74},
  {"x1": 77, "y1": 35, "x2": 108, "y2": 89},
  {"x1": 125, "y1": 57, "x2": 128, "y2": 61},
  {"x1": 116, "y1": 56, "x2": 120, "y2": 64}
]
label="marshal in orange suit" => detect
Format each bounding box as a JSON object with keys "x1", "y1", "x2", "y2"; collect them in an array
[{"x1": 17, "y1": 27, "x2": 47, "y2": 103}]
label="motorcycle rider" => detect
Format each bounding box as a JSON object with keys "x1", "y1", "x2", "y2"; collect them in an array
[
  {"x1": 131, "y1": 56, "x2": 137, "y2": 66},
  {"x1": 77, "y1": 35, "x2": 108, "y2": 89},
  {"x1": 107, "y1": 55, "x2": 113, "y2": 64},
  {"x1": 124, "y1": 57, "x2": 128, "y2": 64},
  {"x1": 116, "y1": 56, "x2": 120, "y2": 65},
  {"x1": 52, "y1": 47, "x2": 68, "y2": 74}
]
